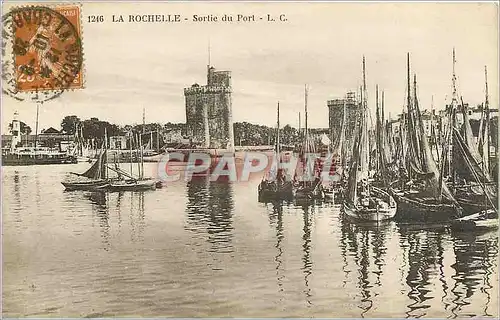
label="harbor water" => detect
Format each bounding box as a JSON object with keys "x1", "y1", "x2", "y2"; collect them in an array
[{"x1": 2, "y1": 162, "x2": 499, "y2": 318}]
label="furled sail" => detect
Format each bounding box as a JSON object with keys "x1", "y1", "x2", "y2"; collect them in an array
[
  {"x1": 477, "y1": 106, "x2": 490, "y2": 173},
  {"x1": 403, "y1": 55, "x2": 455, "y2": 202},
  {"x1": 346, "y1": 122, "x2": 362, "y2": 202},
  {"x1": 346, "y1": 56, "x2": 369, "y2": 201},
  {"x1": 376, "y1": 86, "x2": 388, "y2": 185}
]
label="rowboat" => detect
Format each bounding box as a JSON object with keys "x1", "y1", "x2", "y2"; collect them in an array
[{"x1": 450, "y1": 209, "x2": 498, "y2": 231}]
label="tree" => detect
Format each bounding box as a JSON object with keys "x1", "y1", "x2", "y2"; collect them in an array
[
  {"x1": 8, "y1": 121, "x2": 32, "y2": 135},
  {"x1": 61, "y1": 115, "x2": 81, "y2": 134},
  {"x1": 80, "y1": 117, "x2": 124, "y2": 141},
  {"x1": 282, "y1": 124, "x2": 297, "y2": 144}
]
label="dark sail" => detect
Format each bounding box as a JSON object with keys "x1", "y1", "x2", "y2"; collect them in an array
[
  {"x1": 403, "y1": 55, "x2": 455, "y2": 202},
  {"x1": 453, "y1": 128, "x2": 490, "y2": 184},
  {"x1": 80, "y1": 149, "x2": 106, "y2": 179}
]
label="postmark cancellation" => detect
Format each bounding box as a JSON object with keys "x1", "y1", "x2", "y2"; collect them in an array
[{"x1": 2, "y1": 3, "x2": 84, "y2": 103}]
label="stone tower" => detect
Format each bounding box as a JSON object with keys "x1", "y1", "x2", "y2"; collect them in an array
[
  {"x1": 327, "y1": 91, "x2": 360, "y2": 145},
  {"x1": 184, "y1": 64, "x2": 234, "y2": 151}
]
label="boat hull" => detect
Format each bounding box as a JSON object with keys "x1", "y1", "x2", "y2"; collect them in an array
[
  {"x1": 61, "y1": 179, "x2": 109, "y2": 191},
  {"x1": 343, "y1": 201, "x2": 397, "y2": 222},
  {"x1": 3, "y1": 155, "x2": 77, "y2": 166},
  {"x1": 100, "y1": 179, "x2": 157, "y2": 192},
  {"x1": 294, "y1": 183, "x2": 324, "y2": 201},
  {"x1": 390, "y1": 188, "x2": 460, "y2": 223},
  {"x1": 258, "y1": 181, "x2": 294, "y2": 201}
]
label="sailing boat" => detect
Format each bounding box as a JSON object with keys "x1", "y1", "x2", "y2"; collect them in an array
[
  {"x1": 445, "y1": 59, "x2": 497, "y2": 219},
  {"x1": 343, "y1": 56, "x2": 397, "y2": 222},
  {"x1": 71, "y1": 123, "x2": 92, "y2": 163},
  {"x1": 389, "y1": 53, "x2": 461, "y2": 222},
  {"x1": 101, "y1": 132, "x2": 158, "y2": 191},
  {"x1": 258, "y1": 102, "x2": 294, "y2": 201},
  {"x1": 62, "y1": 143, "x2": 109, "y2": 191},
  {"x1": 293, "y1": 85, "x2": 324, "y2": 201}
]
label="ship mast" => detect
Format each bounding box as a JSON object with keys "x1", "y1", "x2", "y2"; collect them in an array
[
  {"x1": 277, "y1": 101, "x2": 280, "y2": 156},
  {"x1": 142, "y1": 107, "x2": 146, "y2": 135},
  {"x1": 34, "y1": 103, "x2": 40, "y2": 157},
  {"x1": 298, "y1": 112, "x2": 301, "y2": 139},
  {"x1": 304, "y1": 84, "x2": 310, "y2": 155},
  {"x1": 484, "y1": 66, "x2": 491, "y2": 173},
  {"x1": 450, "y1": 48, "x2": 458, "y2": 188}
]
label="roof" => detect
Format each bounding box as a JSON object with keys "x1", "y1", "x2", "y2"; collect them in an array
[{"x1": 41, "y1": 127, "x2": 60, "y2": 134}]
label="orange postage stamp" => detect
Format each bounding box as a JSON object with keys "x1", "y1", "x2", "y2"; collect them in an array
[{"x1": 3, "y1": 4, "x2": 84, "y2": 101}]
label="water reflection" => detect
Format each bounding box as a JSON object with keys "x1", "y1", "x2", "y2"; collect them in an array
[
  {"x1": 128, "y1": 192, "x2": 145, "y2": 243},
  {"x1": 450, "y1": 231, "x2": 498, "y2": 318},
  {"x1": 339, "y1": 216, "x2": 393, "y2": 318},
  {"x1": 2, "y1": 164, "x2": 498, "y2": 318},
  {"x1": 300, "y1": 204, "x2": 313, "y2": 306},
  {"x1": 85, "y1": 192, "x2": 110, "y2": 250},
  {"x1": 398, "y1": 227, "x2": 446, "y2": 318},
  {"x1": 266, "y1": 201, "x2": 285, "y2": 294},
  {"x1": 12, "y1": 171, "x2": 23, "y2": 227},
  {"x1": 83, "y1": 191, "x2": 148, "y2": 248},
  {"x1": 185, "y1": 177, "x2": 234, "y2": 254}
]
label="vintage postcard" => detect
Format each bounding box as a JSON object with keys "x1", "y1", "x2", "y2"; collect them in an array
[{"x1": 1, "y1": 1, "x2": 498, "y2": 318}]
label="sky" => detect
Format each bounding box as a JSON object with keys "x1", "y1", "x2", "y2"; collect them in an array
[{"x1": 1, "y1": 1, "x2": 498, "y2": 133}]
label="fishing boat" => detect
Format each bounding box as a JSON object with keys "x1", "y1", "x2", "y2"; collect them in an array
[
  {"x1": 62, "y1": 147, "x2": 109, "y2": 191},
  {"x1": 343, "y1": 56, "x2": 397, "y2": 222},
  {"x1": 389, "y1": 53, "x2": 461, "y2": 223},
  {"x1": 98, "y1": 131, "x2": 159, "y2": 192},
  {"x1": 444, "y1": 59, "x2": 498, "y2": 216},
  {"x1": 258, "y1": 102, "x2": 294, "y2": 201},
  {"x1": 293, "y1": 85, "x2": 324, "y2": 201},
  {"x1": 450, "y1": 209, "x2": 498, "y2": 231}
]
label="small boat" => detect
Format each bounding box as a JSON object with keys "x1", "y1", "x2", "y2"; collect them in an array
[
  {"x1": 95, "y1": 131, "x2": 159, "y2": 192},
  {"x1": 99, "y1": 178, "x2": 157, "y2": 192},
  {"x1": 76, "y1": 156, "x2": 93, "y2": 163},
  {"x1": 62, "y1": 147, "x2": 108, "y2": 191},
  {"x1": 344, "y1": 186, "x2": 397, "y2": 222},
  {"x1": 292, "y1": 85, "x2": 325, "y2": 202},
  {"x1": 62, "y1": 179, "x2": 109, "y2": 191},
  {"x1": 391, "y1": 54, "x2": 461, "y2": 223},
  {"x1": 258, "y1": 179, "x2": 294, "y2": 201},
  {"x1": 294, "y1": 178, "x2": 324, "y2": 200},
  {"x1": 258, "y1": 102, "x2": 294, "y2": 201},
  {"x1": 342, "y1": 57, "x2": 397, "y2": 222},
  {"x1": 390, "y1": 186, "x2": 459, "y2": 222},
  {"x1": 450, "y1": 209, "x2": 498, "y2": 231}
]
